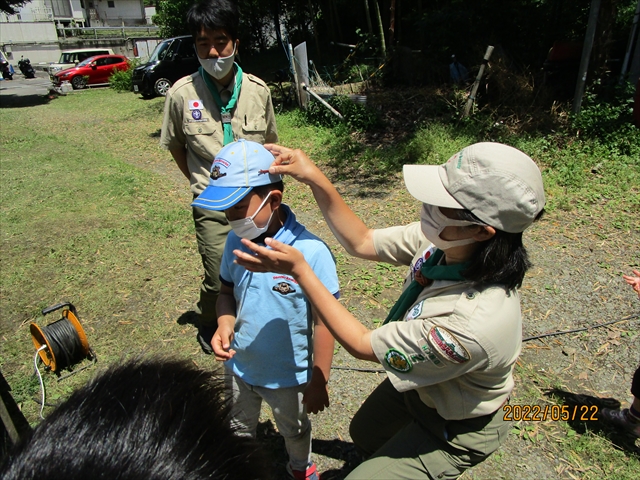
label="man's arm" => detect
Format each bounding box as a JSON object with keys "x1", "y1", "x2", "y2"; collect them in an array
[
  {"x1": 264, "y1": 92, "x2": 279, "y2": 144},
  {"x1": 303, "y1": 310, "x2": 335, "y2": 414},
  {"x1": 169, "y1": 147, "x2": 190, "y2": 180},
  {"x1": 212, "y1": 283, "x2": 237, "y2": 361}
]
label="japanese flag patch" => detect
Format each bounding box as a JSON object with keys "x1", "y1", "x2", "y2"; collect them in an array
[
  {"x1": 189, "y1": 99, "x2": 204, "y2": 110},
  {"x1": 427, "y1": 326, "x2": 470, "y2": 364}
]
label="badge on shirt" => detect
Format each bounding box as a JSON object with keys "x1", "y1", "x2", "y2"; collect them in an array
[
  {"x1": 191, "y1": 109, "x2": 202, "y2": 120},
  {"x1": 405, "y1": 301, "x2": 423, "y2": 321},
  {"x1": 427, "y1": 326, "x2": 471, "y2": 364},
  {"x1": 272, "y1": 281, "x2": 296, "y2": 295},
  {"x1": 188, "y1": 99, "x2": 204, "y2": 110},
  {"x1": 411, "y1": 245, "x2": 437, "y2": 281},
  {"x1": 384, "y1": 348, "x2": 412, "y2": 373}
]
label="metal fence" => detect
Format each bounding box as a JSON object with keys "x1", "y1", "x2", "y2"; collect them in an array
[{"x1": 58, "y1": 26, "x2": 160, "y2": 40}]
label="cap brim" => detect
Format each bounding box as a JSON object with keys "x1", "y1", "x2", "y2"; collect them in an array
[
  {"x1": 191, "y1": 186, "x2": 252, "y2": 211},
  {"x1": 403, "y1": 164, "x2": 463, "y2": 208}
]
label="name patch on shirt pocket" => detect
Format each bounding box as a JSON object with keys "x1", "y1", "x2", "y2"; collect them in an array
[{"x1": 427, "y1": 326, "x2": 471, "y2": 364}]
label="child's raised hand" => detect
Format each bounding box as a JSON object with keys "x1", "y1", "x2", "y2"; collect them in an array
[
  {"x1": 211, "y1": 326, "x2": 236, "y2": 361},
  {"x1": 234, "y1": 237, "x2": 308, "y2": 277},
  {"x1": 622, "y1": 269, "x2": 640, "y2": 298},
  {"x1": 264, "y1": 144, "x2": 323, "y2": 186}
]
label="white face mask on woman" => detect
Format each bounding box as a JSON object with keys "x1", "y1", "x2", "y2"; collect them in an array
[
  {"x1": 228, "y1": 192, "x2": 273, "y2": 240},
  {"x1": 420, "y1": 203, "x2": 482, "y2": 250},
  {"x1": 198, "y1": 44, "x2": 236, "y2": 80}
]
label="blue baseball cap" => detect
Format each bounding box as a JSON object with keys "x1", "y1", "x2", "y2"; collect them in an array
[{"x1": 191, "y1": 139, "x2": 282, "y2": 211}]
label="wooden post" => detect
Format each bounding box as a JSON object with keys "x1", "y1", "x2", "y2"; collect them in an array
[
  {"x1": 463, "y1": 45, "x2": 494, "y2": 117},
  {"x1": 304, "y1": 84, "x2": 344, "y2": 120},
  {"x1": 572, "y1": 0, "x2": 601, "y2": 115}
]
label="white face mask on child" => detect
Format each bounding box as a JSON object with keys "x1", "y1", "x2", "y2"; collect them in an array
[{"x1": 229, "y1": 192, "x2": 274, "y2": 240}]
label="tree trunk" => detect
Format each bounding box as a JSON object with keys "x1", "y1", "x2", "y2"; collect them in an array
[
  {"x1": 364, "y1": 0, "x2": 373, "y2": 35},
  {"x1": 272, "y1": 1, "x2": 283, "y2": 53},
  {"x1": 332, "y1": 0, "x2": 344, "y2": 42},
  {"x1": 373, "y1": 0, "x2": 386, "y2": 57},
  {"x1": 573, "y1": 0, "x2": 601, "y2": 114},
  {"x1": 389, "y1": 0, "x2": 396, "y2": 45},
  {"x1": 308, "y1": 0, "x2": 322, "y2": 61}
]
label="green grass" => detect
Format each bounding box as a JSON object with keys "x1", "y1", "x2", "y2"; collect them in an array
[{"x1": 0, "y1": 90, "x2": 203, "y2": 422}]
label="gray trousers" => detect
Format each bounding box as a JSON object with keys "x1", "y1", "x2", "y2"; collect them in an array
[
  {"x1": 347, "y1": 379, "x2": 510, "y2": 479},
  {"x1": 225, "y1": 374, "x2": 312, "y2": 471},
  {"x1": 192, "y1": 205, "x2": 230, "y2": 327}
]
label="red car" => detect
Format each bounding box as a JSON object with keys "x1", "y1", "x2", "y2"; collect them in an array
[{"x1": 52, "y1": 54, "x2": 129, "y2": 90}]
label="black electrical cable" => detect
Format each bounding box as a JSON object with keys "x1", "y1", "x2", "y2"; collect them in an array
[{"x1": 40, "y1": 317, "x2": 85, "y2": 371}]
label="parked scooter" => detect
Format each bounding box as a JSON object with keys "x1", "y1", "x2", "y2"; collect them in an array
[
  {"x1": 18, "y1": 56, "x2": 36, "y2": 79},
  {"x1": 0, "y1": 58, "x2": 13, "y2": 80}
]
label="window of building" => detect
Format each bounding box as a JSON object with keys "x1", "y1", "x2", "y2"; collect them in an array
[{"x1": 107, "y1": 1, "x2": 115, "y2": 7}]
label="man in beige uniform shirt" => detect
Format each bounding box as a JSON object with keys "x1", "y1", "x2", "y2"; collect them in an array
[
  {"x1": 232, "y1": 142, "x2": 546, "y2": 479},
  {"x1": 160, "y1": 0, "x2": 277, "y2": 353}
]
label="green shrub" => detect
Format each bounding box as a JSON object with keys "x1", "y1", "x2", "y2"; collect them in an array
[
  {"x1": 571, "y1": 81, "x2": 640, "y2": 156},
  {"x1": 109, "y1": 59, "x2": 140, "y2": 93},
  {"x1": 302, "y1": 94, "x2": 381, "y2": 132}
]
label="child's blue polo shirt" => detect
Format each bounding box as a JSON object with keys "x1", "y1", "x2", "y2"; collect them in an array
[{"x1": 220, "y1": 204, "x2": 340, "y2": 389}]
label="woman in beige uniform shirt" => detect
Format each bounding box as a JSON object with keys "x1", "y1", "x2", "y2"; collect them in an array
[{"x1": 234, "y1": 142, "x2": 545, "y2": 480}]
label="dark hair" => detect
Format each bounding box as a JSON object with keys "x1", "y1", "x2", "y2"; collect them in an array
[
  {"x1": 0, "y1": 358, "x2": 269, "y2": 480},
  {"x1": 458, "y1": 209, "x2": 545, "y2": 290},
  {"x1": 186, "y1": 0, "x2": 239, "y2": 40},
  {"x1": 253, "y1": 180, "x2": 285, "y2": 198}
]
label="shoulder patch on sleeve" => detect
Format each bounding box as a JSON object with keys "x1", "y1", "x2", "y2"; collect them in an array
[
  {"x1": 427, "y1": 326, "x2": 471, "y2": 364},
  {"x1": 384, "y1": 348, "x2": 412, "y2": 372}
]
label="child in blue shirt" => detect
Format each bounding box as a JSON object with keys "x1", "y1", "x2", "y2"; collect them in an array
[{"x1": 192, "y1": 139, "x2": 339, "y2": 480}]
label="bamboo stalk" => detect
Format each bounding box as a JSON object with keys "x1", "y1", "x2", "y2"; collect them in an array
[{"x1": 463, "y1": 45, "x2": 494, "y2": 117}]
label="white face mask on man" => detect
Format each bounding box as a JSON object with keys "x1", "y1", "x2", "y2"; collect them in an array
[
  {"x1": 420, "y1": 203, "x2": 482, "y2": 250},
  {"x1": 198, "y1": 43, "x2": 236, "y2": 80},
  {"x1": 228, "y1": 192, "x2": 274, "y2": 240}
]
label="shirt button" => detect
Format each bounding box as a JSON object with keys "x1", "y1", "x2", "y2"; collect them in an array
[
  {"x1": 465, "y1": 291, "x2": 476, "y2": 299},
  {"x1": 198, "y1": 127, "x2": 202, "y2": 133}
]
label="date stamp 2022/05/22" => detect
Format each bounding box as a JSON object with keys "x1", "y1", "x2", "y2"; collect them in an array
[{"x1": 503, "y1": 404, "x2": 599, "y2": 422}]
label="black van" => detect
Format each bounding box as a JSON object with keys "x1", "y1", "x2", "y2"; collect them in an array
[{"x1": 132, "y1": 36, "x2": 200, "y2": 98}]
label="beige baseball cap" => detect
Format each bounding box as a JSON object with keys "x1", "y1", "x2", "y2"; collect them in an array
[{"x1": 403, "y1": 142, "x2": 545, "y2": 233}]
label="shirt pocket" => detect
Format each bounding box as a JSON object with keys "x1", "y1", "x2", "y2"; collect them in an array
[
  {"x1": 184, "y1": 121, "x2": 216, "y2": 136},
  {"x1": 241, "y1": 113, "x2": 267, "y2": 142},
  {"x1": 183, "y1": 121, "x2": 220, "y2": 158}
]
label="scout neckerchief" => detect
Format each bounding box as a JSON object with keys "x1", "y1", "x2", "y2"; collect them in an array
[
  {"x1": 199, "y1": 63, "x2": 243, "y2": 146},
  {"x1": 383, "y1": 249, "x2": 469, "y2": 325}
]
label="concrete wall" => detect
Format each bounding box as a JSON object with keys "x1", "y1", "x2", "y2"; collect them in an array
[
  {"x1": 0, "y1": 22, "x2": 59, "y2": 44},
  {"x1": 92, "y1": 0, "x2": 145, "y2": 26}
]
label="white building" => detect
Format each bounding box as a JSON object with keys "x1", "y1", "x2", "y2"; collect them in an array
[{"x1": 1, "y1": 0, "x2": 147, "y2": 65}]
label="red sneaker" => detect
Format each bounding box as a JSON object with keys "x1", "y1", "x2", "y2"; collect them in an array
[{"x1": 286, "y1": 462, "x2": 320, "y2": 480}]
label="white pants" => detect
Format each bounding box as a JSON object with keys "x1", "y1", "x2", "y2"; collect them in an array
[{"x1": 225, "y1": 374, "x2": 311, "y2": 470}]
